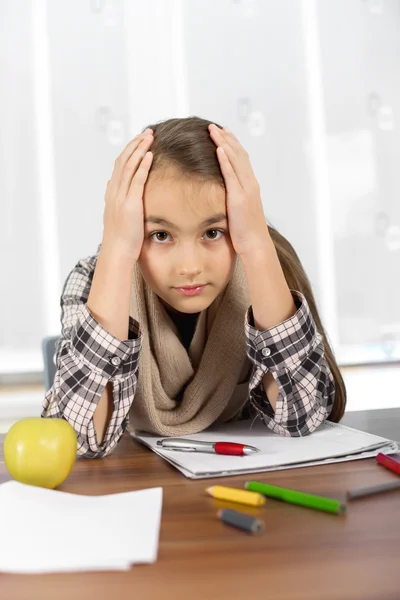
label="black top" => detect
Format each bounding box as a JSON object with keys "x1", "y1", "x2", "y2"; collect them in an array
[{"x1": 166, "y1": 306, "x2": 200, "y2": 352}]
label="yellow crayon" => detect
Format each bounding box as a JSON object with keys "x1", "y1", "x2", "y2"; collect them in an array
[{"x1": 206, "y1": 485, "x2": 265, "y2": 507}]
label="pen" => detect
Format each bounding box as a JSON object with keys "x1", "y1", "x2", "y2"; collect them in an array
[
  {"x1": 347, "y1": 479, "x2": 400, "y2": 500},
  {"x1": 156, "y1": 438, "x2": 259, "y2": 456},
  {"x1": 245, "y1": 481, "x2": 346, "y2": 515},
  {"x1": 376, "y1": 452, "x2": 400, "y2": 475}
]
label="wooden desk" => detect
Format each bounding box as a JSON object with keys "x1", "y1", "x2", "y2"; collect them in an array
[{"x1": 1, "y1": 408, "x2": 399, "y2": 600}]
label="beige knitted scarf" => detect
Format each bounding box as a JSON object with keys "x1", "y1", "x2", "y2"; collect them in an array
[{"x1": 127, "y1": 256, "x2": 253, "y2": 436}]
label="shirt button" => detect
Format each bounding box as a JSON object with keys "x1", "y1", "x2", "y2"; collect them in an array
[
  {"x1": 110, "y1": 356, "x2": 121, "y2": 366},
  {"x1": 262, "y1": 347, "x2": 271, "y2": 357}
]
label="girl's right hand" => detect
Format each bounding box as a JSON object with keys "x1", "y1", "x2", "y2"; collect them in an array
[{"x1": 101, "y1": 129, "x2": 154, "y2": 263}]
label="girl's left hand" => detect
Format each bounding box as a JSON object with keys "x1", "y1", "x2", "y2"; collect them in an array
[{"x1": 208, "y1": 123, "x2": 270, "y2": 257}]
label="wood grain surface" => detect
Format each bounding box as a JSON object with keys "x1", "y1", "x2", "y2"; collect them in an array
[{"x1": 0, "y1": 408, "x2": 399, "y2": 600}]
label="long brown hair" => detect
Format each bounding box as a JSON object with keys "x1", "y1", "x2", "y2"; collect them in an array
[{"x1": 143, "y1": 116, "x2": 346, "y2": 422}]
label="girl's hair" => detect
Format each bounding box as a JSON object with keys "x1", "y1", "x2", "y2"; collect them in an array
[{"x1": 143, "y1": 116, "x2": 346, "y2": 423}]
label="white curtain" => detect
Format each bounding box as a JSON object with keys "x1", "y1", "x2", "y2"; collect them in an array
[{"x1": 0, "y1": 0, "x2": 399, "y2": 377}]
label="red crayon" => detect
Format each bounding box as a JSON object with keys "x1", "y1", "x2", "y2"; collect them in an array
[{"x1": 376, "y1": 452, "x2": 400, "y2": 475}]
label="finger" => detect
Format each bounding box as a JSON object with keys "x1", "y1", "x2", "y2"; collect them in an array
[
  {"x1": 213, "y1": 133, "x2": 247, "y2": 189},
  {"x1": 118, "y1": 129, "x2": 153, "y2": 165},
  {"x1": 118, "y1": 135, "x2": 154, "y2": 198},
  {"x1": 216, "y1": 146, "x2": 241, "y2": 189},
  {"x1": 221, "y1": 126, "x2": 246, "y2": 152},
  {"x1": 208, "y1": 123, "x2": 242, "y2": 154},
  {"x1": 127, "y1": 151, "x2": 154, "y2": 202},
  {"x1": 109, "y1": 130, "x2": 153, "y2": 193},
  {"x1": 210, "y1": 125, "x2": 255, "y2": 189}
]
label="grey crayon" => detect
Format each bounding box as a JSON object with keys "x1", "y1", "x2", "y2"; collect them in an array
[
  {"x1": 347, "y1": 479, "x2": 400, "y2": 500},
  {"x1": 218, "y1": 508, "x2": 264, "y2": 534}
]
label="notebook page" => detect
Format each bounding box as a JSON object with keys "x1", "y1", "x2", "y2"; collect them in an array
[{"x1": 134, "y1": 419, "x2": 398, "y2": 479}]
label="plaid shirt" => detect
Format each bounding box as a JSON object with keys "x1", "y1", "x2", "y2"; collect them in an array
[{"x1": 41, "y1": 249, "x2": 335, "y2": 458}]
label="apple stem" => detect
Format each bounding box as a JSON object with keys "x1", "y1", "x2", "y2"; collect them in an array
[{"x1": 44, "y1": 396, "x2": 58, "y2": 418}]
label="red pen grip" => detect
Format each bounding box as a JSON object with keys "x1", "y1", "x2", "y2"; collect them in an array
[
  {"x1": 214, "y1": 442, "x2": 245, "y2": 456},
  {"x1": 376, "y1": 452, "x2": 400, "y2": 475}
]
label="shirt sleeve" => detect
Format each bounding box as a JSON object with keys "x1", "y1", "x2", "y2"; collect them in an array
[
  {"x1": 41, "y1": 248, "x2": 143, "y2": 458},
  {"x1": 245, "y1": 291, "x2": 335, "y2": 436}
]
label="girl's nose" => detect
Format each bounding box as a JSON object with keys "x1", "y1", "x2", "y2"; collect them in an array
[
  {"x1": 178, "y1": 263, "x2": 202, "y2": 278},
  {"x1": 176, "y1": 245, "x2": 203, "y2": 278}
]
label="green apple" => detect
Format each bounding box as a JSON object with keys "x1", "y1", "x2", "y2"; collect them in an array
[{"x1": 3, "y1": 417, "x2": 77, "y2": 489}]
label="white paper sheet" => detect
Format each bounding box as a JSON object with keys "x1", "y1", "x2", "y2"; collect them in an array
[
  {"x1": 133, "y1": 419, "x2": 399, "y2": 479},
  {"x1": 0, "y1": 481, "x2": 162, "y2": 574}
]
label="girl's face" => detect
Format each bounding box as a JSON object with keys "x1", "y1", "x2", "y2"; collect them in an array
[{"x1": 138, "y1": 169, "x2": 236, "y2": 314}]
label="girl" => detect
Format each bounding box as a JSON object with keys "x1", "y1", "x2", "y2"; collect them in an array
[{"x1": 42, "y1": 116, "x2": 346, "y2": 458}]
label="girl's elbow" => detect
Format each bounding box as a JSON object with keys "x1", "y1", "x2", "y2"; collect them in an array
[{"x1": 284, "y1": 394, "x2": 333, "y2": 437}]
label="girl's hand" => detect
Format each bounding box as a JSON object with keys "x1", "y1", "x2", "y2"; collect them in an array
[
  {"x1": 208, "y1": 123, "x2": 269, "y2": 258},
  {"x1": 101, "y1": 129, "x2": 154, "y2": 262}
]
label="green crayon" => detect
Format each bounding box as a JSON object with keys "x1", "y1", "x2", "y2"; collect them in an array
[{"x1": 245, "y1": 481, "x2": 346, "y2": 515}]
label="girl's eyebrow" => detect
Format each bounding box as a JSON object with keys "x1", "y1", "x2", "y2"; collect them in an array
[{"x1": 144, "y1": 213, "x2": 227, "y2": 230}]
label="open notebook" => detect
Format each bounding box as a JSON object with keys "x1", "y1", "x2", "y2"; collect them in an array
[{"x1": 133, "y1": 419, "x2": 399, "y2": 479}]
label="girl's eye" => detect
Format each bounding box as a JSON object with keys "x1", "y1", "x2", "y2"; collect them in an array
[
  {"x1": 150, "y1": 232, "x2": 172, "y2": 243},
  {"x1": 149, "y1": 229, "x2": 224, "y2": 244},
  {"x1": 204, "y1": 229, "x2": 224, "y2": 241}
]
